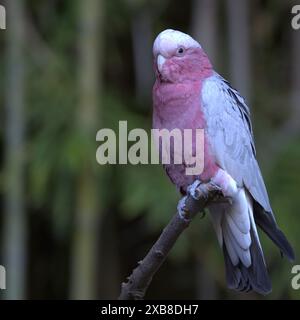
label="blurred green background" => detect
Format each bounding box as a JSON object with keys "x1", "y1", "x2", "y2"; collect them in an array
[{"x1": 0, "y1": 0, "x2": 300, "y2": 300}]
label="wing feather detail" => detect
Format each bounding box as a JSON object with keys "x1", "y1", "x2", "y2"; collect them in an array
[{"x1": 201, "y1": 73, "x2": 272, "y2": 214}]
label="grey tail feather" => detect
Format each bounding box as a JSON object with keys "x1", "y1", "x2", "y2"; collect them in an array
[
  {"x1": 253, "y1": 201, "x2": 295, "y2": 262},
  {"x1": 223, "y1": 227, "x2": 272, "y2": 295}
]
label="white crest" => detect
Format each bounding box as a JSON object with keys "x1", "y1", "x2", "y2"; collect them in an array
[{"x1": 153, "y1": 29, "x2": 201, "y2": 57}]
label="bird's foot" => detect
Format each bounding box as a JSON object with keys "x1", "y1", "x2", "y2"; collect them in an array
[
  {"x1": 211, "y1": 169, "x2": 238, "y2": 198},
  {"x1": 187, "y1": 179, "x2": 202, "y2": 200},
  {"x1": 177, "y1": 196, "x2": 190, "y2": 221},
  {"x1": 178, "y1": 179, "x2": 225, "y2": 221},
  {"x1": 207, "y1": 180, "x2": 226, "y2": 202}
]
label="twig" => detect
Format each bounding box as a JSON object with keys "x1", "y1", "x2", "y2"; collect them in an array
[{"x1": 118, "y1": 181, "x2": 221, "y2": 300}]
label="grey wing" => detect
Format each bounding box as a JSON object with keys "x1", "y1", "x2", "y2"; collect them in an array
[
  {"x1": 202, "y1": 73, "x2": 295, "y2": 262},
  {"x1": 201, "y1": 73, "x2": 272, "y2": 214}
]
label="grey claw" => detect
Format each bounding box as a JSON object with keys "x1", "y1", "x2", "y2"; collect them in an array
[
  {"x1": 187, "y1": 179, "x2": 202, "y2": 200},
  {"x1": 208, "y1": 179, "x2": 231, "y2": 203},
  {"x1": 209, "y1": 181, "x2": 222, "y2": 192},
  {"x1": 177, "y1": 196, "x2": 190, "y2": 221}
]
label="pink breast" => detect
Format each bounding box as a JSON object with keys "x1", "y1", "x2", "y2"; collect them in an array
[{"x1": 153, "y1": 80, "x2": 218, "y2": 193}]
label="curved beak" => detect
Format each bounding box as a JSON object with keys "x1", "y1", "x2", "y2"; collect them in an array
[{"x1": 157, "y1": 54, "x2": 166, "y2": 73}]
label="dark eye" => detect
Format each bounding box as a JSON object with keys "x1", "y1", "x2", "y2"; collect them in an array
[{"x1": 176, "y1": 47, "x2": 185, "y2": 56}]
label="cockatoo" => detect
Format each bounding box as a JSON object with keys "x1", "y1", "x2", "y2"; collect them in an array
[{"x1": 152, "y1": 29, "x2": 295, "y2": 295}]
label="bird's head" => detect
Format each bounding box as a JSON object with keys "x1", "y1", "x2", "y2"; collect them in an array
[{"x1": 153, "y1": 29, "x2": 212, "y2": 83}]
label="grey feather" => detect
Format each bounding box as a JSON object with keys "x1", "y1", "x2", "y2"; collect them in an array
[
  {"x1": 203, "y1": 73, "x2": 295, "y2": 294},
  {"x1": 223, "y1": 227, "x2": 272, "y2": 295},
  {"x1": 210, "y1": 189, "x2": 253, "y2": 268},
  {"x1": 227, "y1": 189, "x2": 250, "y2": 234},
  {"x1": 223, "y1": 223, "x2": 239, "y2": 266},
  {"x1": 222, "y1": 199, "x2": 272, "y2": 294},
  {"x1": 202, "y1": 73, "x2": 272, "y2": 213},
  {"x1": 226, "y1": 213, "x2": 251, "y2": 250},
  {"x1": 223, "y1": 218, "x2": 251, "y2": 267}
]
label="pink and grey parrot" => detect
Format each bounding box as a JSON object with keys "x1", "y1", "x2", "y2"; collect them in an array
[{"x1": 152, "y1": 29, "x2": 295, "y2": 295}]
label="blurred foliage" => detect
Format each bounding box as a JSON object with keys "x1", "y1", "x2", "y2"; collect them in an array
[{"x1": 266, "y1": 139, "x2": 300, "y2": 299}]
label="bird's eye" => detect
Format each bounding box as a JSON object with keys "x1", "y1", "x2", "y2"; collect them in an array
[{"x1": 176, "y1": 47, "x2": 185, "y2": 56}]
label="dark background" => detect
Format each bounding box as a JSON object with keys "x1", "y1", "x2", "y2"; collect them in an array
[{"x1": 0, "y1": 0, "x2": 299, "y2": 300}]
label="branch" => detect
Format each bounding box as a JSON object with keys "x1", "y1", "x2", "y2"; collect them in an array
[{"x1": 118, "y1": 181, "x2": 221, "y2": 300}]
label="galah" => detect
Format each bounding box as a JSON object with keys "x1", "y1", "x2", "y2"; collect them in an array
[{"x1": 152, "y1": 29, "x2": 295, "y2": 295}]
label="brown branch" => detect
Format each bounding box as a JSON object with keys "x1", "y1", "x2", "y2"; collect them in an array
[{"x1": 118, "y1": 181, "x2": 221, "y2": 300}]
